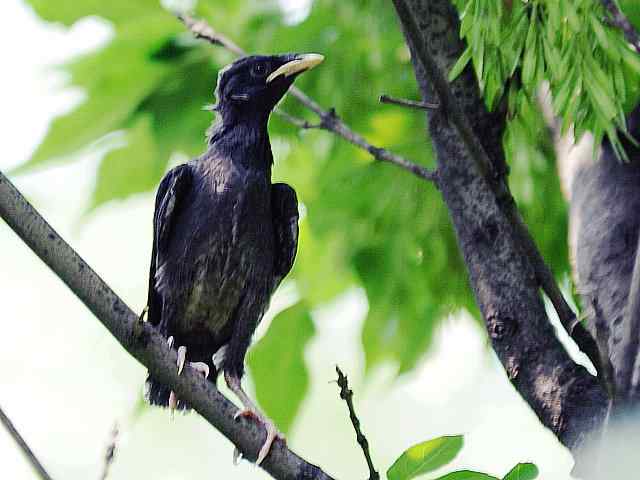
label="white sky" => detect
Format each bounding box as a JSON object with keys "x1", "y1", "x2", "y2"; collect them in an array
[{"x1": 0, "y1": 1, "x2": 578, "y2": 479}]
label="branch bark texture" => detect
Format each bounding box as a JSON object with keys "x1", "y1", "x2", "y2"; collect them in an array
[
  {"x1": 391, "y1": 0, "x2": 608, "y2": 454},
  {"x1": 0, "y1": 171, "x2": 335, "y2": 480}
]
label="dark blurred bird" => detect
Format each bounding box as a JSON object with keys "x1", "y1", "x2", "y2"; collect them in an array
[{"x1": 144, "y1": 52, "x2": 323, "y2": 464}]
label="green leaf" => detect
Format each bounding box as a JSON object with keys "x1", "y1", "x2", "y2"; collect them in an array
[
  {"x1": 387, "y1": 435, "x2": 464, "y2": 480},
  {"x1": 449, "y1": 47, "x2": 472, "y2": 82},
  {"x1": 247, "y1": 301, "x2": 315, "y2": 434},
  {"x1": 14, "y1": 14, "x2": 180, "y2": 174},
  {"x1": 89, "y1": 115, "x2": 162, "y2": 211},
  {"x1": 434, "y1": 472, "x2": 498, "y2": 480},
  {"x1": 502, "y1": 463, "x2": 538, "y2": 480},
  {"x1": 23, "y1": 0, "x2": 163, "y2": 26}
]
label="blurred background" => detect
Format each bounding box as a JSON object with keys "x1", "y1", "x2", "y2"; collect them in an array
[{"x1": 0, "y1": 0, "x2": 594, "y2": 478}]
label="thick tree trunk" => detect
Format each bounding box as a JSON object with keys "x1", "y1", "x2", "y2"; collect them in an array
[
  {"x1": 391, "y1": 0, "x2": 610, "y2": 466},
  {"x1": 572, "y1": 107, "x2": 640, "y2": 402}
]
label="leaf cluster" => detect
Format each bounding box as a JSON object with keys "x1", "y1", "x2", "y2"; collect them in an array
[
  {"x1": 450, "y1": 0, "x2": 640, "y2": 157},
  {"x1": 387, "y1": 435, "x2": 538, "y2": 480}
]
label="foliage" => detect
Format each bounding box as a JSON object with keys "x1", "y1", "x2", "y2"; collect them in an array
[
  {"x1": 18, "y1": 0, "x2": 600, "y2": 432},
  {"x1": 386, "y1": 434, "x2": 537, "y2": 480},
  {"x1": 450, "y1": 0, "x2": 640, "y2": 158}
]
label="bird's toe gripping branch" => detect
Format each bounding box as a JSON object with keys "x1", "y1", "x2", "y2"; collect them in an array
[
  {"x1": 166, "y1": 339, "x2": 210, "y2": 414},
  {"x1": 224, "y1": 371, "x2": 283, "y2": 465}
]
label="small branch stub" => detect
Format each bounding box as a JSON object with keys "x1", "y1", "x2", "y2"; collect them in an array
[{"x1": 335, "y1": 366, "x2": 379, "y2": 480}]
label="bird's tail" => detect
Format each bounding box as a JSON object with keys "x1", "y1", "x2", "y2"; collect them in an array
[{"x1": 144, "y1": 375, "x2": 190, "y2": 410}]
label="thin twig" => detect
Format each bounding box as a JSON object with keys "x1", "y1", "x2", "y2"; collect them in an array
[
  {"x1": 335, "y1": 366, "x2": 379, "y2": 480},
  {"x1": 178, "y1": 14, "x2": 438, "y2": 183},
  {"x1": 379, "y1": 94, "x2": 439, "y2": 110},
  {"x1": 0, "y1": 171, "x2": 335, "y2": 480},
  {"x1": 0, "y1": 403, "x2": 54, "y2": 480},
  {"x1": 601, "y1": 0, "x2": 640, "y2": 54},
  {"x1": 99, "y1": 423, "x2": 119, "y2": 480}
]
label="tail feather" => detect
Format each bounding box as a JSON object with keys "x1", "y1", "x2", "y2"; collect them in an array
[{"x1": 145, "y1": 375, "x2": 190, "y2": 410}]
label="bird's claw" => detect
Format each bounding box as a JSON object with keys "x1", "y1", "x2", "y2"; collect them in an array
[
  {"x1": 168, "y1": 341, "x2": 188, "y2": 416},
  {"x1": 233, "y1": 447, "x2": 242, "y2": 466},
  {"x1": 189, "y1": 361, "x2": 210, "y2": 379},
  {"x1": 233, "y1": 408, "x2": 282, "y2": 465},
  {"x1": 177, "y1": 346, "x2": 187, "y2": 375},
  {"x1": 138, "y1": 305, "x2": 149, "y2": 322}
]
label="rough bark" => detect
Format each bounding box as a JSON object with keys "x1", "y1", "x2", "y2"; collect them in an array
[
  {"x1": 392, "y1": 0, "x2": 608, "y2": 455},
  {"x1": 572, "y1": 106, "x2": 640, "y2": 402}
]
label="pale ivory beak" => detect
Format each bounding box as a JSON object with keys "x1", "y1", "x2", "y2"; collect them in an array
[{"x1": 266, "y1": 53, "x2": 325, "y2": 83}]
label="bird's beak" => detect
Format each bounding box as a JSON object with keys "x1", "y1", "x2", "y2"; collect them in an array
[{"x1": 266, "y1": 53, "x2": 324, "y2": 83}]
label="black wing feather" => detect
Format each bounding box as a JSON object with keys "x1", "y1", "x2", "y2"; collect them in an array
[
  {"x1": 146, "y1": 164, "x2": 193, "y2": 328},
  {"x1": 271, "y1": 183, "x2": 299, "y2": 290}
]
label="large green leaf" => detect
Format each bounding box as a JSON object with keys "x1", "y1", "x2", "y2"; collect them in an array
[
  {"x1": 24, "y1": 0, "x2": 162, "y2": 26},
  {"x1": 387, "y1": 435, "x2": 464, "y2": 480},
  {"x1": 247, "y1": 301, "x2": 315, "y2": 434},
  {"x1": 15, "y1": 13, "x2": 181, "y2": 174},
  {"x1": 502, "y1": 463, "x2": 538, "y2": 480},
  {"x1": 89, "y1": 115, "x2": 161, "y2": 211},
  {"x1": 433, "y1": 472, "x2": 498, "y2": 480}
]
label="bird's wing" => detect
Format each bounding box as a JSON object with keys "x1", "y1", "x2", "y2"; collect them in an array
[
  {"x1": 147, "y1": 164, "x2": 193, "y2": 327},
  {"x1": 271, "y1": 182, "x2": 299, "y2": 290}
]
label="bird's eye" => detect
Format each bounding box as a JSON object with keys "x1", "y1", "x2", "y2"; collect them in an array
[{"x1": 251, "y1": 63, "x2": 268, "y2": 78}]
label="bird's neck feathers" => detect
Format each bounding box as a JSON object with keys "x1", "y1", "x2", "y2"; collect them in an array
[{"x1": 206, "y1": 116, "x2": 274, "y2": 173}]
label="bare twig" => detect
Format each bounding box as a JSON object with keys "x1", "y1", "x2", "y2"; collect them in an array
[
  {"x1": 99, "y1": 423, "x2": 119, "y2": 480},
  {"x1": 178, "y1": 14, "x2": 438, "y2": 183},
  {"x1": 601, "y1": 0, "x2": 640, "y2": 54},
  {"x1": 379, "y1": 94, "x2": 439, "y2": 110},
  {"x1": 0, "y1": 403, "x2": 54, "y2": 480},
  {"x1": 335, "y1": 367, "x2": 379, "y2": 480},
  {"x1": 0, "y1": 171, "x2": 335, "y2": 480}
]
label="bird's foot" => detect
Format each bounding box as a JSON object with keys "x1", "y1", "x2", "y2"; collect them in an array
[
  {"x1": 233, "y1": 407, "x2": 283, "y2": 465},
  {"x1": 168, "y1": 340, "x2": 190, "y2": 417}
]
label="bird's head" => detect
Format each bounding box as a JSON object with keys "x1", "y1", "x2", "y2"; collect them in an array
[{"x1": 214, "y1": 53, "x2": 324, "y2": 125}]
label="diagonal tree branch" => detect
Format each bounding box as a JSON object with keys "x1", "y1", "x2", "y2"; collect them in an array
[
  {"x1": 179, "y1": 14, "x2": 438, "y2": 183},
  {"x1": 0, "y1": 171, "x2": 335, "y2": 480},
  {"x1": 600, "y1": 0, "x2": 640, "y2": 54},
  {"x1": 0, "y1": 403, "x2": 54, "y2": 480},
  {"x1": 391, "y1": 0, "x2": 608, "y2": 455}
]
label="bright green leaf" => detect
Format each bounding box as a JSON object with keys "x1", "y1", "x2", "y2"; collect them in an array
[
  {"x1": 23, "y1": 0, "x2": 162, "y2": 26},
  {"x1": 248, "y1": 301, "x2": 315, "y2": 434},
  {"x1": 434, "y1": 471, "x2": 498, "y2": 480},
  {"x1": 14, "y1": 14, "x2": 180, "y2": 173},
  {"x1": 387, "y1": 435, "x2": 464, "y2": 480},
  {"x1": 89, "y1": 115, "x2": 162, "y2": 211},
  {"x1": 502, "y1": 463, "x2": 538, "y2": 480}
]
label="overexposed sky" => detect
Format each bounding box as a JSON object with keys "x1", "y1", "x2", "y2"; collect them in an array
[{"x1": 0, "y1": 1, "x2": 577, "y2": 479}]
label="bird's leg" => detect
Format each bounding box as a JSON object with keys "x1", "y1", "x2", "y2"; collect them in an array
[{"x1": 224, "y1": 371, "x2": 282, "y2": 465}]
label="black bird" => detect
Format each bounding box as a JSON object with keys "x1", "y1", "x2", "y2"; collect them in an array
[{"x1": 144, "y1": 53, "x2": 323, "y2": 464}]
